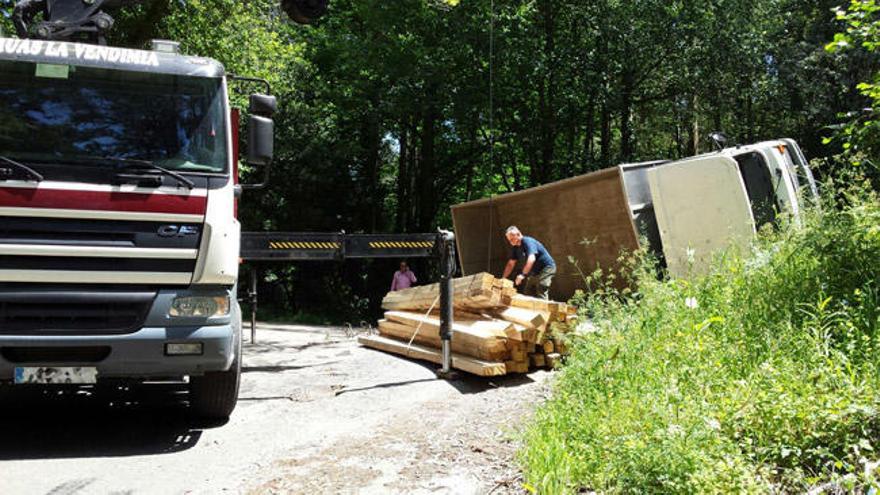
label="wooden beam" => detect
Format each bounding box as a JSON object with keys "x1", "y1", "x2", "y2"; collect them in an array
[
  {"x1": 378, "y1": 320, "x2": 505, "y2": 361},
  {"x1": 530, "y1": 353, "x2": 546, "y2": 368},
  {"x1": 358, "y1": 334, "x2": 507, "y2": 377},
  {"x1": 510, "y1": 294, "x2": 560, "y2": 312},
  {"x1": 377, "y1": 318, "x2": 510, "y2": 361},
  {"x1": 491, "y1": 306, "x2": 547, "y2": 329},
  {"x1": 382, "y1": 272, "x2": 509, "y2": 311}
]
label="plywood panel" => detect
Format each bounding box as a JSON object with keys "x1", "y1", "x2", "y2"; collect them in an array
[{"x1": 451, "y1": 168, "x2": 640, "y2": 301}]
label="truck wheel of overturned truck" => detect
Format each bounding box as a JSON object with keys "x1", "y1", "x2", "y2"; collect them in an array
[{"x1": 190, "y1": 304, "x2": 243, "y2": 421}]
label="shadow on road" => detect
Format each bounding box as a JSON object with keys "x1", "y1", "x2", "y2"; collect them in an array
[
  {"x1": 242, "y1": 360, "x2": 340, "y2": 373},
  {"x1": 326, "y1": 373, "x2": 537, "y2": 398},
  {"x1": 339, "y1": 351, "x2": 539, "y2": 395},
  {"x1": 333, "y1": 377, "x2": 438, "y2": 396},
  {"x1": 245, "y1": 339, "x2": 348, "y2": 356},
  {"x1": 448, "y1": 373, "x2": 537, "y2": 394},
  {"x1": 0, "y1": 384, "x2": 220, "y2": 460}
]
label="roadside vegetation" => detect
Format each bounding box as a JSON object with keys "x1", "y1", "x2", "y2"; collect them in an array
[{"x1": 520, "y1": 174, "x2": 880, "y2": 493}]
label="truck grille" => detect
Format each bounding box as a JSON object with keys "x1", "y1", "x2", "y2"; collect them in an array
[
  {"x1": 0, "y1": 216, "x2": 201, "y2": 285},
  {"x1": 0, "y1": 217, "x2": 202, "y2": 249},
  {"x1": 1, "y1": 346, "x2": 111, "y2": 363},
  {"x1": 0, "y1": 289, "x2": 155, "y2": 335}
]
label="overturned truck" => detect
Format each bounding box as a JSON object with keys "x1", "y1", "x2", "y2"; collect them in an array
[{"x1": 452, "y1": 139, "x2": 820, "y2": 301}]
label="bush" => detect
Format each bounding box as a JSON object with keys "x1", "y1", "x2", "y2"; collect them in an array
[{"x1": 521, "y1": 182, "x2": 880, "y2": 493}]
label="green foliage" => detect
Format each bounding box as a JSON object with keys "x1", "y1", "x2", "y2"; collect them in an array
[
  {"x1": 826, "y1": 0, "x2": 880, "y2": 182},
  {"x1": 163, "y1": 0, "x2": 304, "y2": 91},
  {"x1": 2, "y1": 0, "x2": 876, "y2": 319},
  {"x1": 521, "y1": 182, "x2": 880, "y2": 493},
  {"x1": 1, "y1": 0, "x2": 14, "y2": 35}
]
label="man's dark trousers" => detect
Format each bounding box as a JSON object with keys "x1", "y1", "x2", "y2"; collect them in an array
[{"x1": 524, "y1": 265, "x2": 556, "y2": 299}]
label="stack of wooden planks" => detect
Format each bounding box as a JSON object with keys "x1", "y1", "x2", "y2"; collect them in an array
[{"x1": 358, "y1": 272, "x2": 579, "y2": 376}]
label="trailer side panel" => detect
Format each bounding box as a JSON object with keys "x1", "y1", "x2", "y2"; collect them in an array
[{"x1": 451, "y1": 168, "x2": 640, "y2": 301}]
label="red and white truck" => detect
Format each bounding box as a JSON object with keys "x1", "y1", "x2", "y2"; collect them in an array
[{"x1": 0, "y1": 30, "x2": 283, "y2": 418}]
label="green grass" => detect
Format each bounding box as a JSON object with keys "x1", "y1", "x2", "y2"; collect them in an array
[{"x1": 520, "y1": 183, "x2": 880, "y2": 493}]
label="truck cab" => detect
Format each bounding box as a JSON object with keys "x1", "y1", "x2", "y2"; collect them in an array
[
  {"x1": 643, "y1": 139, "x2": 819, "y2": 277},
  {"x1": 0, "y1": 37, "x2": 273, "y2": 419}
]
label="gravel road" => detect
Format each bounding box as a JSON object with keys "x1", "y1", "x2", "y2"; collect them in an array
[{"x1": 0, "y1": 323, "x2": 552, "y2": 495}]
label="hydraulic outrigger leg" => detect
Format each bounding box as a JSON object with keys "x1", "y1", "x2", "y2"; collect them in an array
[
  {"x1": 249, "y1": 267, "x2": 258, "y2": 344},
  {"x1": 436, "y1": 230, "x2": 457, "y2": 379}
]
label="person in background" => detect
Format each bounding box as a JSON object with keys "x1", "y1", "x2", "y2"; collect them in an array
[
  {"x1": 390, "y1": 260, "x2": 417, "y2": 291},
  {"x1": 501, "y1": 226, "x2": 557, "y2": 299}
]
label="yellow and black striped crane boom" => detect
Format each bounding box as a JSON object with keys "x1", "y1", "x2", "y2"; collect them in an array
[
  {"x1": 239, "y1": 231, "x2": 459, "y2": 379},
  {"x1": 240, "y1": 232, "x2": 442, "y2": 261}
]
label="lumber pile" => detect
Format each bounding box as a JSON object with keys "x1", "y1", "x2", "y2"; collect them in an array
[{"x1": 358, "y1": 272, "x2": 579, "y2": 376}]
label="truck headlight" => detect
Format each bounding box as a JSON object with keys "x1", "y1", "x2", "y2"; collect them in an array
[{"x1": 169, "y1": 295, "x2": 230, "y2": 318}]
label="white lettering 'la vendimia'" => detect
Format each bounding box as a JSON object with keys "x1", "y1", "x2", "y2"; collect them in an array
[{"x1": 1, "y1": 38, "x2": 159, "y2": 67}]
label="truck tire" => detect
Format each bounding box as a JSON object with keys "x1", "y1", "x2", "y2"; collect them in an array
[{"x1": 190, "y1": 305, "x2": 243, "y2": 420}]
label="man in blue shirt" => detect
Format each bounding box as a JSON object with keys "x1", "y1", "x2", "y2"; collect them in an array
[{"x1": 501, "y1": 226, "x2": 557, "y2": 299}]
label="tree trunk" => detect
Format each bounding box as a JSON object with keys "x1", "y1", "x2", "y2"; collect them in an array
[
  {"x1": 417, "y1": 94, "x2": 437, "y2": 231},
  {"x1": 464, "y1": 127, "x2": 478, "y2": 201},
  {"x1": 620, "y1": 68, "x2": 635, "y2": 162},
  {"x1": 600, "y1": 95, "x2": 612, "y2": 168},
  {"x1": 687, "y1": 94, "x2": 699, "y2": 155},
  {"x1": 408, "y1": 118, "x2": 419, "y2": 231},
  {"x1": 361, "y1": 106, "x2": 381, "y2": 233},
  {"x1": 564, "y1": 120, "x2": 575, "y2": 178},
  {"x1": 534, "y1": 83, "x2": 548, "y2": 185},
  {"x1": 538, "y1": 0, "x2": 556, "y2": 184},
  {"x1": 597, "y1": 31, "x2": 611, "y2": 168},
  {"x1": 675, "y1": 106, "x2": 684, "y2": 158},
  {"x1": 395, "y1": 121, "x2": 409, "y2": 232},
  {"x1": 746, "y1": 89, "x2": 754, "y2": 143},
  {"x1": 583, "y1": 95, "x2": 595, "y2": 171}
]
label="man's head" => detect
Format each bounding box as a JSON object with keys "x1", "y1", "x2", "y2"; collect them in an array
[
  {"x1": 505, "y1": 226, "x2": 523, "y2": 246},
  {"x1": 399, "y1": 261, "x2": 409, "y2": 272}
]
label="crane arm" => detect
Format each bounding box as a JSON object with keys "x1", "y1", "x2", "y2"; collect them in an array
[
  {"x1": 13, "y1": 0, "x2": 145, "y2": 43},
  {"x1": 13, "y1": 0, "x2": 328, "y2": 43}
]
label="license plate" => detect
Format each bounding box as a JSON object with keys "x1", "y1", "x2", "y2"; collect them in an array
[{"x1": 14, "y1": 367, "x2": 98, "y2": 384}]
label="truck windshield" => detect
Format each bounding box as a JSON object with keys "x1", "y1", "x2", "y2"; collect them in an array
[{"x1": 0, "y1": 60, "x2": 228, "y2": 175}]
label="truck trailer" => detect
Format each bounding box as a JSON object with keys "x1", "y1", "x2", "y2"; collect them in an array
[{"x1": 452, "y1": 139, "x2": 820, "y2": 300}]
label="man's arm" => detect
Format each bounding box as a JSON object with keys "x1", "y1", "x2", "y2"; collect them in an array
[
  {"x1": 409, "y1": 271, "x2": 417, "y2": 283},
  {"x1": 515, "y1": 254, "x2": 537, "y2": 286},
  {"x1": 502, "y1": 259, "x2": 517, "y2": 279},
  {"x1": 521, "y1": 254, "x2": 537, "y2": 275},
  {"x1": 391, "y1": 273, "x2": 398, "y2": 291}
]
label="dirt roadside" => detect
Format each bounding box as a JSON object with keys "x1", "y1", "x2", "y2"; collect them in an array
[{"x1": 0, "y1": 324, "x2": 552, "y2": 495}]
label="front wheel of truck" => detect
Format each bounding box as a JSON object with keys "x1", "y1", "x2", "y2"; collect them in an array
[{"x1": 190, "y1": 305, "x2": 243, "y2": 420}]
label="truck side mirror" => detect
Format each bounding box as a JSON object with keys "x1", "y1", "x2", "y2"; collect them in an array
[
  {"x1": 250, "y1": 94, "x2": 277, "y2": 118},
  {"x1": 241, "y1": 93, "x2": 278, "y2": 190},
  {"x1": 247, "y1": 115, "x2": 274, "y2": 166}
]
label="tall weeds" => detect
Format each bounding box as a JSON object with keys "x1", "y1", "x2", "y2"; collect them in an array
[{"x1": 521, "y1": 182, "x2": 880, "y2": 493}]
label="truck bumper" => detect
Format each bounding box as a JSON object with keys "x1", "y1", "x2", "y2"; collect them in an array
[{"x1": 0, "y1": 323, "x2": 237, "y2": 383}]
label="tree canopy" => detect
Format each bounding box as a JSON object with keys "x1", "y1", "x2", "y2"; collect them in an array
[{"x1": 1, "y1": 0, "x2": 877, "y2": 319}]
